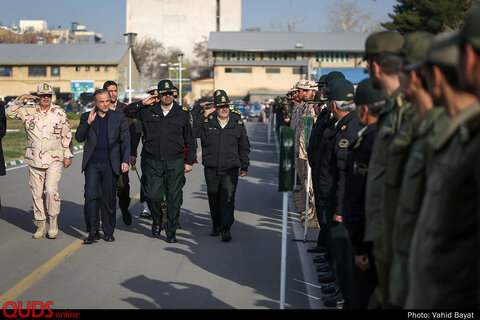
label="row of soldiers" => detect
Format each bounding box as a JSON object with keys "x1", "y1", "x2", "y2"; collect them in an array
[{"x1": 274, "y1": 6, "x2": 480, "y2": 309}]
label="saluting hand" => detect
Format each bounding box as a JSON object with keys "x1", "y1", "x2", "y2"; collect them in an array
[
  {"x1": 204, "y1": 108, "x2": 215, "y2": 118},
  {"x1": 87, "y1": 107, "x2": 97, "y2": 125},
  {"x1": 142, "y1": 95, "x2": 159, "y2": 106},
  {"x1": 18, "y1": 94, "x2": 39, "y2": 102}
]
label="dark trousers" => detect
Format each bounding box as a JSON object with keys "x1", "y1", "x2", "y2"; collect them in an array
[
  {"x1": 312, "y1": 168, "x2": 329, "y2": 251},
  {"x1": 117, "y1": 171, "x2": 130, "y2": 210},
  {"x1": 144, "y1": 157, "x2": 184, "y2": 238},
  {"x1": 84, "y1": 162, "x2": 119, "y2": 236},
  {"x1": 204, "y1": 168, "x2": 239, "y2": 233}
]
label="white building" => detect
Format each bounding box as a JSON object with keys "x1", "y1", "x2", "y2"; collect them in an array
[
  {"x1": 19, "y1": 20, "x2": 47, "y2": 32},
  {"x1": 126, "y1": 0, "x2": 242, "y2": 60}
]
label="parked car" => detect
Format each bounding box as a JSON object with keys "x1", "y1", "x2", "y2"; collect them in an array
[
  {"x1": 247, "y1": 103, "x2": 263, "y2": 122},
  {"x1": 232, "y1": 103, "x2": 248, "y2": 120}
]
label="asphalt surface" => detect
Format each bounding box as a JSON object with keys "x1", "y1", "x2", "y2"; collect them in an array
[{"x1": 0, "y1": 121, "x2": 327, "y2": 310}]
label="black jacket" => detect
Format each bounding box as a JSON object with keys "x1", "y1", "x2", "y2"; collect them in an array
[
  {"x1": 115, "y1": 101, "x2": 138, "y2": 158},
  {"x1": 193, "y1": 111, "x2": 250, "y2": 173},
  {"x1": 308, "y1": 108, "x2": 334, "y2": 169},
  {"x1": 75, "y1": 110, "x2": 131, "y2": 176},
  {"x1": 0, "y1": 106, "x2": 6, "y2": 176},
  {"x1": 342, "y1": 123, "x2": 377, "y2": 255},
  {"x1": 124, "y1": 101, "x2": 196, "y2": 165},
  {"x1": 317, "y1": 111, "x2": 363, "y2": 214}
]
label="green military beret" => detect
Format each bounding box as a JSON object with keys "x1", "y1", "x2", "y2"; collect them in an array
[
  {"x1": 354, "y1": 78, "x2": 386, "y2": 105},
  {"x1": 426, "y1": 31, "x2": 460, "y2": 67},
  {"x1": 213, "y1": 89, "x2": 231, "y2": 107},
  {"x1": 458, "y1": 5, "x2": 480, "y2": 51},
  {"x1": 402, "y1": 31, "x2": 434, "y2": 71},
  {"x1": 157, "y1": 79, "x2": 175, "y2": 94},
  {"x1": 329, "y1": 79, "x2": 354, "y2": 102},
  {"x1": 365, "y1": 31, "x2": 404, "y2": 57}
]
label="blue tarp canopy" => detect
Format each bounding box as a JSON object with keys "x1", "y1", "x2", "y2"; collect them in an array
[{"x1": 316, "y1": 67, "x2": 369, "y2": 84}]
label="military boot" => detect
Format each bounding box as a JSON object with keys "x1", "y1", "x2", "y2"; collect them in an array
[
  {"x1": 33, "y1": 220, "x2": 47, "y2": 239},
  {"x1": 48, "y1": 215, "x2": 58, "y2": 239}
]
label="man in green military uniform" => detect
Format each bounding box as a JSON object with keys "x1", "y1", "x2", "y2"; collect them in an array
[
  {"x1": 362, "y1": 30, "x2": 407, "y2": 308},
  {"x1": 125, "y1": 79, "x2": 196, "y2": 243},
  {"x1": 406, "y1": 26, "x2": 480, "y2": 308},
  {"x1": 193, "y1": 90, "x2": 250, "y2": 241},
  {"x1": 388, "y1": 32, "x2": 450, "y2": 308}
]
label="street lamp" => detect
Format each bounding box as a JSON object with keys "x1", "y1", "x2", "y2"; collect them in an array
[
  {"x1": 178, "y1": 52, "x2": 184, "y2": 106},
  {"x1": 123, "y1": 32, "x2": 137, "y2": 103}
]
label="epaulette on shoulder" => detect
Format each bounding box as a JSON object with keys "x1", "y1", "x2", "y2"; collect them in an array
[{"x1": 231, "y1": 109, "x2": 241, "y2": 116}]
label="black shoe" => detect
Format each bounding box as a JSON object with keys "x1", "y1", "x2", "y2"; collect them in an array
[
  {"x1": 104, "y1": 234, "x2": 115, "y2": 242},
  {"x1": 152, "y1": 223, "x2": 161, "y2": 237},
  {"x1": 121, "y1": 207, "x2": 132, "y2": 226},
  {"x1": 166, "y1": 235, "x2": 177, "y2": 243},
  {"x1": 221, "y1": 230, "x2": 232, "y2": 242},
  {"x1": 140, "y1": 211, "x2": 151, "y2": 219},
  {"x1": 316, "y1": 262, "x2": 331, "y2": 273},
  {"x1": 313, "y1": 253, "x2": 329, "y2": 264},
  {"x1": 210, "y1": 230, "x2": 220, "y2": 237},
  {"x1": 323, "y1": 294, "x2": 344, "y2": 308},
  {"x1": 83, "y1": 232, "x2": 98, "y2": 244},
  {"x1": 318, "y1": 271, "x2": 335, "y2": 284},
  {"x1": 307, "y1": 246, "x2": 326, "y2": 253},
  {"x1": 321, "y1": 283, "x2": 336, "y2": 295}
]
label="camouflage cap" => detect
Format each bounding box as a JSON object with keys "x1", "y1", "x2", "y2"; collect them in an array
[
  {"x1": 402, "y1": 31, "x2": 434, "y2": 71},
  {"x1": 213, "y1": 89, "x2": 231, "y2": 107},
  {"x1": 426, "y1": 31, "x2": 460, "y2": 67},
  {"x1": 157, "y1": 79, "x2": 175, "y2": 94},
  {"x1": 365, "y1": 30, "x2": 404, "y2": 57},
  {"x1": 37, "y1": 82, "x2": 53, "y2": 95},
  {"x1": 329, "y1": 79, "x2": 355, "y2": 102},
  {"x1": 354, "y1": 78, "x2": 386, "y2": 105},
  {"x1": 295, "y1": 79, "x2": 318, "y2": 90}
]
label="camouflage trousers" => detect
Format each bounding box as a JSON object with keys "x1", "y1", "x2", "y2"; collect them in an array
[
  {"x1": 295, "y1": 157, "x2": 316, "y2": 222},
  {"x1": 28, "y1": 161, "x2": 62, "y2": 221}
]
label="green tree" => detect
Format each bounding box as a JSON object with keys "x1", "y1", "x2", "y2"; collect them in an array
[{"x1": 382, "y1": 0, "x2": 479, "y2": 34}]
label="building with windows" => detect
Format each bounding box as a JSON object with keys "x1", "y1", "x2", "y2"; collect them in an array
[
  {"x1": 207, "y1": 31, "x2": 369, "y2": 101},
  {"x1": 126, "y1": 0, "x2": 242, "y2": 60},
  {"x1": 0, "y1": 43, "x2": 139, "y2": 100}
]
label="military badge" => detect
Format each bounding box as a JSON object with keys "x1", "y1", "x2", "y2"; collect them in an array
[
  {"x1": 341, "y1": 125, "x2": 347, "y2": 131},
  {"x1": 28, "y1": 122, "x2": 35, "y2": 131},
  {"x1": 238, "y1": 120, "x2": 243, "y2": 125},
  {"x1": 338, "y1": 138, "x2": 349, "y2": 148},
  {"x1": 353, "y1": 137, "x2": 363, "y2": 149}
]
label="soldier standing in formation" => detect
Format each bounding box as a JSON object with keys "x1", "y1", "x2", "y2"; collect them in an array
[
  {"x1": 193, "y1": 89, "x2": 250, "y2": 241},
  {"x1": 6, "y1": 82, "x2": 73, "y2": 239}
]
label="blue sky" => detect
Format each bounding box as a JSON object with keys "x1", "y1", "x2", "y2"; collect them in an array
[{"x1": 0, "y1": 0, "x2": 398, "y2": 42}]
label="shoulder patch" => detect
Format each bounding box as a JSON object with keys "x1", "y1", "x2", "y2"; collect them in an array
[
  {"x1": 341, "y1": 124, "x2": 347, "y2": 131},
  {"x1": 237, "y1": 120, "x2": 243, "y2": 125},
  {"x1": 338, "y1": 138, "x2": 350, "y2": 148}
]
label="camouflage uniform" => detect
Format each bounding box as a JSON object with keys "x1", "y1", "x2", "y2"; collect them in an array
[{"x1": 6, "y1": 96, "x2": 72, "y2": 222}]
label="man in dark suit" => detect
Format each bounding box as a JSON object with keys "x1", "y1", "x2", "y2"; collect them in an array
[
  {"x1": 103, "y1": 80, "x2": 137, "y2": 225},
  {"x1": 75, "y1": 89, "x2": 130, "y2": 244}
]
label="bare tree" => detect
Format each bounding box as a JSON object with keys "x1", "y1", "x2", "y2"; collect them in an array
[
  {"x1": 327, "y1": 0, "x2": 378, "y2": 32},
  {"x1": 190, "y1": 36, "x2": 213, "y2": 79},
  {"x1": 269, "y1": 0, "x2": 306, "y2": 32}
]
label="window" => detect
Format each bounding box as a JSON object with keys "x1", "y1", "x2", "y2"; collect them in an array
[
  {"x1": 221, "y1": 52, "x2": 256, "y2": 61},
  {"x1": 225, "y1": 68, "x2": 252, "y2": 73},
  {"x1": 105, "y1": 66, "x2": 110, "y2": 72},
  {"x1": 293, "y1": 67, "x2": 306, "y2": 75},
  {"x1": 316, "y1": 52, "x2": 350, "y2": 63},
  {"x1": 85, "y1": 66, "x2": 90, "y2": 72},
  {"x1": 268, "y1": 52, "x2": 296, "y2": 61},
  {"x1": 0, "y1": 67, "x2": 12, "y2": 77},
  {"x1": 75, "y1": 66, "x2": 81, "y2": 72},
  {"x1": 95, "y1": 66, "x2": 100, "y2": 72},
  {"x1": 266, "y1": 68, "x2": 280, "y2": 73},
  {"x1": 28, "y1": 66, "x2": 46, "y2": 76},
  {"x1": 51, "y1": 66, "x2": 60, "y2": 76}
]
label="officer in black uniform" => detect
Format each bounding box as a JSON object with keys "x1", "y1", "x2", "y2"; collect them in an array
[
  {"x1": 124, "y1": 79, "x2": 196, "y2": 243},
  {"x1": 342, "y1": 78, "x2": 385, "y2": 308},
  {"x1": 317, "y1": 78, "x2": 363, "y2": 308},
  {"x1": 193, "y1": 89, "x2": 250, "y2": 242}
]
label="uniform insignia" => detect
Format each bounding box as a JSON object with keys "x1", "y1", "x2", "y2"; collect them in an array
[
  {"x1": 238, "y1": 120, "x2": 243, "y2": 125},
  {"x1": 221, "y1": 96, "x2": 226, "y2": 102},
  {"x1": 353, "y1": 137, "x2": 363, "y2": 149},
  {"x1": 204, "y1": 118, "x2": 209, "y2": 122},
  {"x1": 43, "y1": 83, "x2": 50, "y2": 90},
  {"x1": 209, "y1": 115, "x2": 213, "y2": 119},
  {"x1": 165, "y1": 82, "x2": 170, "y2": 88},
  {"x1": 341, "y1": 125, "x2": 347, "y2": 131},
  {"x1": 28, "y1": 122, "x2": 35, "y2": 131},
  {"x1": 216, "y1": 91, "x2": 221, "y2": 96},
  {"x1": 182, "y1": 106, "x2": 188, "y2": 112},
  {"x1": 338, "y1": 138, "x2": 349, "y2": 148}
]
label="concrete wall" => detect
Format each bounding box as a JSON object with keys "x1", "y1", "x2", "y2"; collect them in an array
[{"x1": 126, "y1": 0, "x2": 241, "y2": 60}]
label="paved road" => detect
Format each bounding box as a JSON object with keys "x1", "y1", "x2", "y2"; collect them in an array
[{"x1": 0, "y1": 121, "x2": 326, "y2": 310}]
